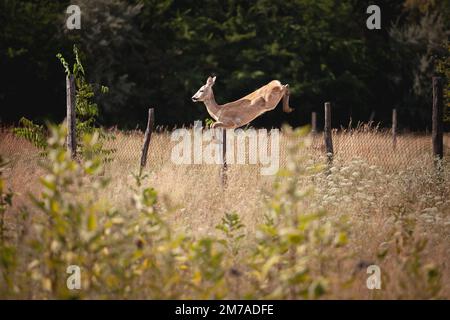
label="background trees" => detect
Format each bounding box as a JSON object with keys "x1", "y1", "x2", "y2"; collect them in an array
[{"x1": 0, "y1": 0, "x2": 448, "y2": 130}]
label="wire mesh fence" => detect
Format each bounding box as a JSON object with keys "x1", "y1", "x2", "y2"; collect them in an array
[
  {"x1": 1, "y1": 126, "x2": 449, "y2": 176},
  {"x1": 308, "y1": 129, "x2": 440, "y2": 171}
]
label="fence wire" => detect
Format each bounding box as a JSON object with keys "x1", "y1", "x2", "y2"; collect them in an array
[{"x1": 1, "y1": 127, "x2": 449, "y2": 177}]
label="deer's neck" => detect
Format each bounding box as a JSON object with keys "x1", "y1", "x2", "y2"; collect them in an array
[{"x1": 203, "y1": 91, "x2": 221, "y2": 120}]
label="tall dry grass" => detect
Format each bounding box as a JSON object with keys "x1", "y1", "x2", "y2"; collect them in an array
[{"x1": 0, "y1": 125, "x2": 449, "y2": 299}]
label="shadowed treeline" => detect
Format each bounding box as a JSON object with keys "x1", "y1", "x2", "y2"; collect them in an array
[{"x1": 0, "y1": 0, "x2": 448, "y2": 130}]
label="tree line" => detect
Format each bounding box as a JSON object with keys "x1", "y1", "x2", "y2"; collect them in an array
[{"x1": 0, "y1": 0, "x2": 448, "y2": 130}]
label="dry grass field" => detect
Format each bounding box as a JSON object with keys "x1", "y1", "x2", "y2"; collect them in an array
[{"x1": 0, "y1": 125, "x2": 449, "y2": 299}]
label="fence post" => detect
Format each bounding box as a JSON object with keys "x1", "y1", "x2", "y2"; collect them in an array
[
  {"x1": 432, "y1": 77, "x2": 443, "y2": 161},
  {"x1": 369, "y1": 110, "x2": 376, "y2": 123},
  {"x1": 221, "y1": 129, "x2": 228, "y2": 188},
  {"x1": 311, "y1": 111, "x2": 317, "y2": 134},
  {"x1": 66, "y1": 75, "x2": 76, "y2": 159},
  {"x1": 392, "y1": 108, "x2": 397, "y2": 150},
  {"x1": 139, "y1": 108, "x2": 154, "y2": 175},
  {"x1": 324, "y1": 102, "x2": 333, "y2": 165}
]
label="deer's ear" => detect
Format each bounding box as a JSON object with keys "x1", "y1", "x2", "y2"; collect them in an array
[{"x1": 207, "y1": 76, "x2": 216, "y2": 86}]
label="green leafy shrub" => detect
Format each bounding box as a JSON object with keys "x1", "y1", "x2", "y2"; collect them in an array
[
  {"x1": 14, "y1": 46, "x2": 115, "y2": 162},
  {"x1": 57, "y1": 45, "x2": 101, "y2": 136},
  {"x1": 248, "y1": 127, "x2": 350, "y2": 299},
  {"x1": 13, "y1": 117, "x2": 47, "y2": 150},
  {"x1": 57, "y1": 45, "x2": 116, "y2": 162}
]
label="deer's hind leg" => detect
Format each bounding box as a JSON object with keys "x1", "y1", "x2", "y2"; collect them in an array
[{"x1": 282, "y1": 84, "x2": 294, "y2": 113}]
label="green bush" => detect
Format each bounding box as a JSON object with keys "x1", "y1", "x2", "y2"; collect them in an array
[
  {"x1": 14, "y1": 46, "x2": 115, "y2": 161},
  {"x1": 13, "y1": 117, "x2": 47, "y2": 150}
]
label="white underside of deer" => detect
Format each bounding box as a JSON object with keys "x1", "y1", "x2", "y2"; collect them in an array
[{"x1": 192, "y1": 76, "x2": 293, "y2": 129}]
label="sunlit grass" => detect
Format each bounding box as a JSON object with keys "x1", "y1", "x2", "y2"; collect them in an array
[{"x1": 0, "y1": 126, "x2": 448, "y2": 299}]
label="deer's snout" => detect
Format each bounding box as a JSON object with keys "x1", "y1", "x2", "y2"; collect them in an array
[{"x1": 191, "y1": 95, "x2": 199, "y2": 102}]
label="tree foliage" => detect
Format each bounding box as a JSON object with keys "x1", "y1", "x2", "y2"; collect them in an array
[{"x1": 0, "y1": 0, "x2": 449, "y2": 130}]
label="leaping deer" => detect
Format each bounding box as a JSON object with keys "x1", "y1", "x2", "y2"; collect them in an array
[{"x1": 192, "y1": 76, "x2": 294, "y2": 129}]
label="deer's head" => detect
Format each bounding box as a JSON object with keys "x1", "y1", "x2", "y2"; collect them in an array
[{"x1": 192, "y1": 76, "x2": 216, "y2": 102}]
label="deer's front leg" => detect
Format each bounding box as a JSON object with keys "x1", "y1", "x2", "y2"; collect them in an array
[
  {"x1": 211, "y1": 121, "x2": 225, "y2": 129},
  {"x1": 210, "y1": 122, "x2": 226, "y2": 144}
]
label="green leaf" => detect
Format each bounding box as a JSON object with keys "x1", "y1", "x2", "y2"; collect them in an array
[{"x1": 88, "y1": 213, "x2": 97, "y2": 231}]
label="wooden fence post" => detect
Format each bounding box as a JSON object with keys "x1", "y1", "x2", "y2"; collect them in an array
[
  {"x1": 139, "y1": 108, "x2": 154, "y2": 175},
  {"x1": 221, "y1": 129, "x2": 228, "y2": 188},
  {"x1": 369, "y1": 110, "x2": 376, "y2": 123},
  {"x1": 324, "y1": 102, "x2": 333, "y2": 165},
  {"x1": 66, "y1": 75, "x2": 76, "y2": 159},
  {"x1": 392, "y1": 108, "x2": 397, "y2": 150},
  {"x1": 432, "y1": 77, "x2": 443, "y2": 161},
  {"x1": 311, "y1": 111, "x2": 317, "y2": 134}
]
